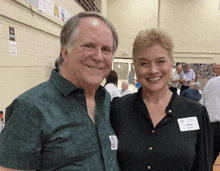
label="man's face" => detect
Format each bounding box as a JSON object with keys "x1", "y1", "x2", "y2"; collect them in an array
[
  {"x1": 176, "y1": 65, "x2": 183, "y2": 74},
  {"x1": 184, "y1": 68, "x2": 189, "y2": 73},
  {"x1": 121, "y1": 82, "x2": 128, "y2": 90},
  {"x1": 214, "y1": 64, "x2": 220, "y2": 76},
  {"x1": 62, "y1": 17, "x2": 113, "y2": 88}
]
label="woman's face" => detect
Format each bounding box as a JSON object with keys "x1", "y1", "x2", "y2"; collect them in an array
[{"x1": 134, "y1": 44, "x2": 173, "y2": 93}]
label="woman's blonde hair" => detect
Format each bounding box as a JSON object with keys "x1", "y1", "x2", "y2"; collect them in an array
[{"x1": 132, "y1": 28, "x2": 173, "y2": 63}]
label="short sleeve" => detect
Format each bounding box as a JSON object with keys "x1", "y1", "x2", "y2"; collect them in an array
[
  {"x1": 191, "y1": 105, "x2": 213, "y2": 171},
  {"x1": 192, "y1": 70, "x2": 196, "y2": 79},
  {"x1": 0, "y1": 99, "x2": 43, "y2": 170}
]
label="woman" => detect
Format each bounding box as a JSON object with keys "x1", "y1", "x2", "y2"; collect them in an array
[
  {"x1": 105, "y1": 70, "x2": 121, "y2": 100},
  {"x1": 110, "y1": 29, "x2": 213, "y2": 171}
]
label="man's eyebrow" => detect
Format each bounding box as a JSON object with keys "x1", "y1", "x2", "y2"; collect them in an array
[{"x1": 137, "y1": 57, "x2": 149, "y2": 61}]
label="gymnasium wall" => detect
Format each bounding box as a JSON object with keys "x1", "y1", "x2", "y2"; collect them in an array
[{"x1": 0, "y1": 0, "x2": 83, "y2": 112}]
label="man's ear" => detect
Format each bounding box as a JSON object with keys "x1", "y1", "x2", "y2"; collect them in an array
[
  {"x1": 171, "y1": 59, "x2": 174, "y2": 67},
  {"x1": 61, "y1": 47, "x2": 69, "y2": 63}
]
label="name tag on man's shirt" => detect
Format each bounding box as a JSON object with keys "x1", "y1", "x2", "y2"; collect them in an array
[
  {"x1": 177, "y1": 117, "x2": 200, "y2": 132},
  {"x1": 109, "y1": 135, "x2": 118, "y2": 150}
]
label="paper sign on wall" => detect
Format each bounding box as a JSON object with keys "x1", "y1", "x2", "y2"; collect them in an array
[
  {"x1": 38, "y1": 0, "x2": 53, "y2": 16},
  {"x1": 9, "y1": 41, "x2": 17, "y2": 56}
]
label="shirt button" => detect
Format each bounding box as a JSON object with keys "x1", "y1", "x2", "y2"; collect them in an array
[
  {"x1": 148, "y1": 166, "x2": 151, "y2": 169},
  {"x1": 149, "y1": 147, "x2": 153, "y2": 150},
  {"x1": 152, "y1": 130, "x2": 155, "y2": 133}
]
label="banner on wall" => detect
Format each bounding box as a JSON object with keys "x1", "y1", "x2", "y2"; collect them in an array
[
  {"x1": 25, "y1": 0, "x2": 38, "y2": 8},
  {"x1": 60, "y1": 6, "x2": 69, "y2": 22},
  {"x1": 53, "y1": 2, "x2": 60, "y2": 19},
  {"x1": 37, "y1": 0, "x2": 73, "y2": 22},
  {"x1": 38, "y1": 0, "x2": 53, "y2": 16}
]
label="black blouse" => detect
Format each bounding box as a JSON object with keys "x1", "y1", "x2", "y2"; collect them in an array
[{"x1": 110, "y1": 88, "x2": 213, "y2": 171}]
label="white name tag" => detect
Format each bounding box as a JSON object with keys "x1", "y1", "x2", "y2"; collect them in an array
[
  {"x1": 109, "y1": 135, "x2": 118, "y2": 150},
  {"x1": 177, "y1": 117, "x2": 200, "y2": 132}
]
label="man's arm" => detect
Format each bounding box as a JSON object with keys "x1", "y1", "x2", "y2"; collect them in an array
[
  {"x1": 191, "y1": 78, "x2": 195, "y2": 82},
  {"x1": 0, "y1": 166, "x2": 34, "y2": 171},
  {"x1": 0, "y1": 99, "x2": 42, "y2": 170},
  {"x1": 191, "y1": 69, "x2": 196, "y2": 82},
  {"x1": 179, "y1": 78, "x2": 186, "y2": 83},
  {"x1": 172, "y1": 79, "x2": 180, "y2": 83}
]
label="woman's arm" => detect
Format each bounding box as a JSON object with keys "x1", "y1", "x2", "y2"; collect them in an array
[{"x1": 191, "y1": 106, "x2": 213, "y2": 171}]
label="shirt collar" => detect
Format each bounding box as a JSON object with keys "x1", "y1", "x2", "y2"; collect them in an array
[
  {"x1": 49, "y1": 69, "x2": 79, "y2": 97},
  {"x1": 49, "y1": 69, "x2": 106, "y2": 97}
]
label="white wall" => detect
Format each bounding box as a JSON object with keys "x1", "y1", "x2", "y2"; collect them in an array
[
  {"x1": 107, "y1": 0, "x2": 159, "y2": 89},
  {"x1": 107, "y1": 0, "x2": 159, "y2": 58},
  {"x1": 159, "y1": 0, "x2": 220, "y2": 64},
  {"x1": 0, "y1": 0, "x2": 83, "y2": 113},
  {"x1": 107, "y1": 0, "x2": 220, "y2": 89}
]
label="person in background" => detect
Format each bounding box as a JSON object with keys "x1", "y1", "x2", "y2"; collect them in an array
[
  {"x1": 188, "y1": 65, "x2": 193, "y2": 70},
  {"x1": 201, "y1": 75, "x2": 220, "y2": 163},
  {"x1": 214, "y1": 64, "x2": 220, "y2": 77},
  {"x1": 120, "y1": 81, "x2": 132, "y2": 96},
  {"x1": 209, "y1": 64, "x2": 220, "y2": 80},
  {"x1": 110, "y1": 28, "x2": 213, "y2": 171},
  {"x1": 180, "y1": 82, "x2": 202, "y2": 103},
  {"x1": 180, "y1": 63, "x2": 196, "y2": 93},
  {"x1": 0, "y1": 11, "x2": 120, "y2": 171},
  {"x1": 104, "y1": 70, "x2": 121, "y2": 101},
  {"x1": 132, "y1": 77, "x2": 141, "y2": 92},
  {"x1": 133, "y1": 77, "x2": 137, "y2": 86},
  {"x1": 168, "y1": 64, "x2": 183, "y2": 94}
]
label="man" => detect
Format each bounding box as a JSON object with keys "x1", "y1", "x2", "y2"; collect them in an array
[
  {"x1": 0, "y1": 12, "x2": 120, "y2": 171},
  {"x1": 120, "y1": 81, "x2": 132, "y2": 96},
  {"x1": 168, "y1": 64, "x2": 184, "y2": 94},
  {"x1": 214, "y1": 64, "x2": 220, "y2": 76},
  {"x1": 201, "y1": 75, "x2": 220, "y2": 162},
  {"x1": 210, "y1": 64, "x2": 220, "y2": 80},
  {"x1": 180, "y1": 63, "x2": 196, "y2": 93},
  {"x1": 180, "y1": 82, "x2": 202, "y2": 103}
]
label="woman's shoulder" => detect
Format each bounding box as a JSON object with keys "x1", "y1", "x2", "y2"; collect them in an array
[
  {"x1": 175, "y1": 94, "x2": 200, "y2": 105},
  {"x1": 104, "y1": 83, "x2": 114, "y2": 89},
  {"x1": 114, "y1": 92, "x2": 136, "y2": 101},
  {"x1": 111, "y1": 92, "x2": 136, "y2": 107},
  {"x1": 173, "y1": 94, "x2": 207, "y2": 117}
]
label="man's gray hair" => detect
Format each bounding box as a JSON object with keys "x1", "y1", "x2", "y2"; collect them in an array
[
  {"x1": 193, "y1": 82, "x2": 201, "y2": 88},
  {"x1": 183, "y1": 64, "x2": 189, "y2": 70},
  {"x1": 122, "y1": 81, "x2": 129, "y2": 86},
  {"x1": 55, "y1": 11, "x2": 118, "y2": 68}
]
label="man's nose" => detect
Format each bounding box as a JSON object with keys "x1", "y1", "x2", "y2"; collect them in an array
[{"x1": 92, "y1": 48, "x2": 104, "y2": 62}]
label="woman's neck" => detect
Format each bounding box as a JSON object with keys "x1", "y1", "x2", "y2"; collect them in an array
[{"x1": 142, "y1": 88, "x2": 172, "y2": 105}]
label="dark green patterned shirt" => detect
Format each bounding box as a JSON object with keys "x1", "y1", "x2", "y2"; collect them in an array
[{"x1": 0, "y1": 69, "x2": 120, "y2": 171}]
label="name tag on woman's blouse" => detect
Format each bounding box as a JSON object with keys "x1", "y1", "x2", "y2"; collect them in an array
[
  {"x1": 177, "y1": 117, "x2": 200, "y2": 132},
  {"x1": 109, "y1": 135, "x2": 118, "y2": 150}
]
